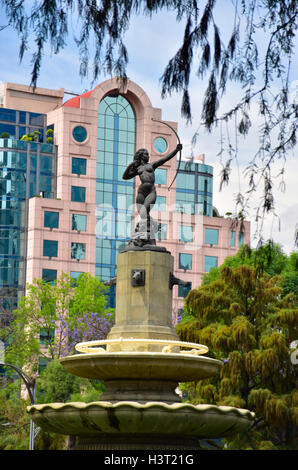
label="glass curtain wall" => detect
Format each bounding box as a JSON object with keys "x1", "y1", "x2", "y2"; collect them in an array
[
  {"x1": 176, "y1": 161, "x2": 213, "y2": 216},
  {"x1": 0, "y1": 108, "x2": 47, "y2": 142},
  {"x1": 0, "y1": 111, "x2": 56, "y2": 311},
  {"x1": 96, "y1": 95, "x2": 136, "y2": 306}
]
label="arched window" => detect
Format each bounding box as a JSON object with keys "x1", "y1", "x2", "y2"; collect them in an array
[{"x1": 96, "y1": 95, "x2": 136, "y2": 299}]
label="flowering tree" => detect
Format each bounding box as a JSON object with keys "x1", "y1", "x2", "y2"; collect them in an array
[
  {"x1": 2, "y1": 272, "x2": 114, "y2": 370},
  {"x1": 61, "y1": 311, "x2": 114, "y2": 357},
  {"x1": 0, "y1": 273, "x2": 114, "y2": 450}
]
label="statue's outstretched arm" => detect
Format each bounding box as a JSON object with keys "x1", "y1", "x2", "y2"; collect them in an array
[{"x1": 152, "y1": 144, "x2": 182, "y2": 169}]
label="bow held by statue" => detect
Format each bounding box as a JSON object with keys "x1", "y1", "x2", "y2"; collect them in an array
[{"x1": 151, "y1": 118, "x2": 182, "y2": 190}]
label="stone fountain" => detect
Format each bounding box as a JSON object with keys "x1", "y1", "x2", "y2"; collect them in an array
[{"x1": 27, "y1": 144, "x2": 255, "y2": 450}]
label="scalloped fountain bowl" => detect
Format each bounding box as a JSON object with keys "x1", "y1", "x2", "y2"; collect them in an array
[
  {"x1": 28, "y1": 401, "x2": 254, "y2": 450},
  {"x1": 27, "y1": 339, "x2": 255, "y2": 449},
  {"x1": 59, "y1": 339, "x2": 223, "y2": 403}
]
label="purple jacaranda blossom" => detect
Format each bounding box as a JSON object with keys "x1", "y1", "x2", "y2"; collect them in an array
[
  {"x1": 172, "y1": 308, "x2": 184, "y2": 326},
  {"x1": 53, "y1": 311, "x2": 115, "y2": 357}
]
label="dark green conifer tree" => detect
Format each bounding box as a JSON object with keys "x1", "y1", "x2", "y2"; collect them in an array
[{"x1": 177, "y1": 264, "x2": 298, "y2": 449}]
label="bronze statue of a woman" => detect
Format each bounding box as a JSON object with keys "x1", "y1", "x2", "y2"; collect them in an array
[{"x1": 123, "y1": 143, "x2": 182, "y2": 249}]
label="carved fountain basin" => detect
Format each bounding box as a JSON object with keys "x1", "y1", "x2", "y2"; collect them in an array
[{"x1": 27, "y1": 338, "x2": 255, "y2": 449}]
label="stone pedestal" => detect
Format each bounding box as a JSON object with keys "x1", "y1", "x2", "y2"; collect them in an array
[{"x1": 107, "y1": 250, "x2": 178, "y2": 350}]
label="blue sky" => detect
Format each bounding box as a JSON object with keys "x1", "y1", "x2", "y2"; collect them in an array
[{"x1": 0, "y1": 2, "x2": 297, "y2": 253}]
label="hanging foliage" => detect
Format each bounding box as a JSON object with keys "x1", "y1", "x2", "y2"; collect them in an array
[{"x1": 0, "y1": 1, "x2": 297, "y2": 242}]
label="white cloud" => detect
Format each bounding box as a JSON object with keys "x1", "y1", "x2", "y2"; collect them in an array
[{"x1": 211, "y1": 156, "x2": 298, "y2": 254}]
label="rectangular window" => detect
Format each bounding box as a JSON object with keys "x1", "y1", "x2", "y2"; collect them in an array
[
  {"x1": 0, "y1": 123, "x2": 16, "y2": 138},
  {"x1": 19, "y1": 126, "x2": 27, "y2": 139},
  {"x1": 43, "y1": 240, "x2": 58, "y2": 257},
  {"x1": 42, "y1": 269, "x2": 57, "y2": 283},
  {"x1": 72, "y1": 214, "x2": 87, "y2": 231},
  {"x1": 179, "y1": 225, "x2": 193, "y2": 243},
  {"x1": 179, "y1": 253, "x2": 192, "y2": 271},
  {"x1": 70, "y1": 271, "x2": 83, "y2": 280},
  {"x1": 70, "y1": 271, "x2": 83, "y2": 286},
  {"x1": 178, "y1": 282, "x2": 192, "y2": 298},
  {"x1": 239, "y1": 232, "x2": 244, "y2": 246},
  {"x1": 71, "y1": 186, "x2": 86, "y2": 202},
  {"x1": 29, "y1": 112, "x2": 44, "y2": 127},
  {"x1": 205, "y1": 228, "x2": 219, "y2": 245},
  {"x1": 40, "y1": 328, "x2": 55, "y2": 345},
  {"x1": 155, "y1": 168, "x2": 167, "y2": 185},
  {"x1": 44, "y1": 211, "x2": 59, "y2": 229},
  {"x1": 117, "y1": 212, "x2": 131, "y2": 238},
  {"x1": 230, "y1": 231, "x2": 236, "y2": 247},
  {"x1": 40, "y1": 175, "x2": 53, "y2": 198},
  {"x1": 117, "y1": 193, "x2": 133, "y2": 210},
  {"x1": 19, "y1": 111, "x2": 26, "y2": 124},
  {"x1": 198, "y1": 175, "x2": 212, "y2": 193},
  {"x1": 0, "y1": 108, "x2": 17, "y2": 122},
  {"x1": 71, "y1": 242, "x2": 86, "y2": 260},
  {"x1": 38, "y1": 357, "x2": 50, "y2": 374},
  {"x1": 176, "y1": 172, "x2": 195, "y2": 190},
  {"x1": 95, "y1": 266, "x2": 111, "y2": 281},
  {"x1": 103, "y1": 164, "x2": 113, "y2": 179},
  {"x1": 176, "y1": 191, "x2": 195, "y2": 215},
  {"x1": 40, "y1": 155, "x2": 53, "y2": 172},
  {"x1": 72, "y1": 157, "x2": 87, "y2": 175},
  {"x1": 204, "y1": 255, "x2": 218, "y2": 272},
  {"x1": 157, "y1": 223, "x2": 167, "y2": 241},
  {"x1": 96, "y1": 190, "x2": 113, "y2": 206}
]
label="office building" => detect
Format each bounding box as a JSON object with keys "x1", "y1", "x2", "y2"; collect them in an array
[{"x1": 0, "y1": 78, "x2": 250, "y2": 314}]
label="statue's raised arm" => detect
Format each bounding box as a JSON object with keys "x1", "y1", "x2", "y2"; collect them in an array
[{"x1": 152, "y1": 144, "x2": 182, "y2": 169}]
